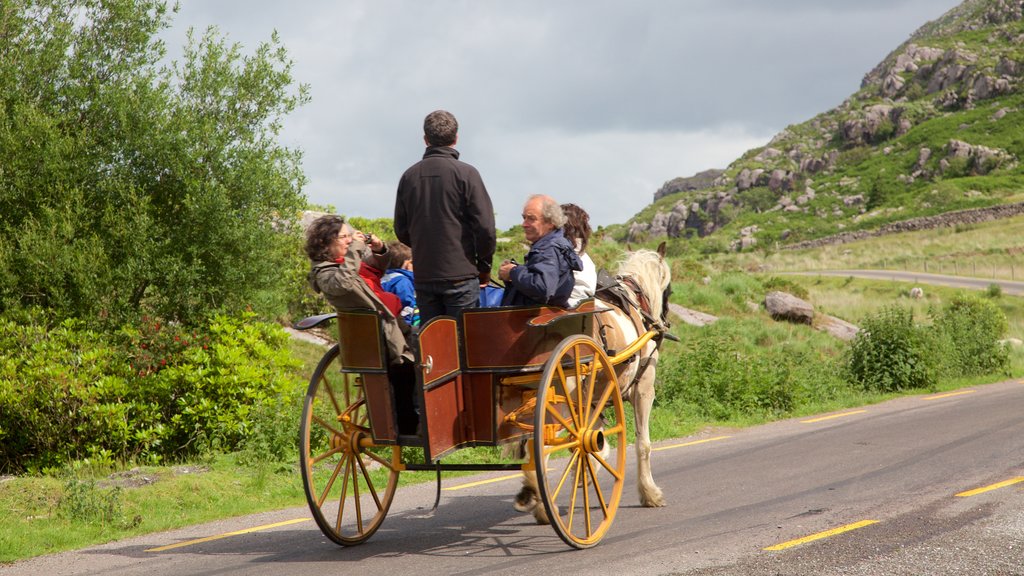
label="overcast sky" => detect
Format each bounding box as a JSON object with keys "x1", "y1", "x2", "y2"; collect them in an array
[{"x1": 162, "y1": 0, "x2": 963, "y2": 230}]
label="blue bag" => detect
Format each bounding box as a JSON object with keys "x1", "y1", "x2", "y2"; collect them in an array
[{"x1": 478, "y1": 284, "x2": 505, "y2": 307}]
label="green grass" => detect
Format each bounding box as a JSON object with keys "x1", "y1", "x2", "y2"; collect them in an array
[{"x1": 716, "y1": 213, "x2": 1024, "y2": 282}]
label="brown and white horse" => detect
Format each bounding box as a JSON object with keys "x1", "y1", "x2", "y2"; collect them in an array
[{"x1": 515, "y1": 243, "x2": 673, "y2": 523}]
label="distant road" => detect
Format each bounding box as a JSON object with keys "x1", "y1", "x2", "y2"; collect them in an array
[{"x1": 783, "y1": 270, "x2": 1024, "y2": 296}]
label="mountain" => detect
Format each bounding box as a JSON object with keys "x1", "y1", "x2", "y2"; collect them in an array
[{"x1": 621, "y1": 0, "x2": 1024, "y2": 252}]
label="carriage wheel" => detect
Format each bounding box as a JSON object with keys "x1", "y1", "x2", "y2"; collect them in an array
[
  {"x1": 300, "y1": 344, "x2": 400, "y2": 546},
  {"x1": 533, "y1": 334, "x2": 626, "y2": 549}
]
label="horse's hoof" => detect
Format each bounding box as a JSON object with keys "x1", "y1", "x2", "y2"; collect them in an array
[
  {"x1": 639, "y1": 489, "x2": 666, "y2": 508},
  {"x1": 513, "y1": 486, "x2": 537, "y2": 512}
]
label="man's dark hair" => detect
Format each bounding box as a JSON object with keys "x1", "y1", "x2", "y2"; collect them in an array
[
  {"x1": 305, "y1": 214, "x2": 345, "y2": 262},
  {"x1": 424, "y1": 110, "x2": 458, "y2": 147},
  {"x1": 560, "y1": 203, "x2": 592, "y2": 254}
]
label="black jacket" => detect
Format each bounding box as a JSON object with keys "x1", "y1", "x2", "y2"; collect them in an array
[{"x1": 394, "y1": 146, "x2": 496, "y2": 282}]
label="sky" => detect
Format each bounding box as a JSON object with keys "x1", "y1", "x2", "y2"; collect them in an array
[{"x1": 162, "y1": 0, "x2": 963, "y2": 230}]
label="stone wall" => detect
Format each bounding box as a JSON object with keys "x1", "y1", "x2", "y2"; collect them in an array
[{"x1": 783, "y1": 201, "x2": 1024, "y2": 250}]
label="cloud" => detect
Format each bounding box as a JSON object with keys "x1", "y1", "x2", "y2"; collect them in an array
[{"x1": 164, "y1": 0, "x2": 963, "y2": 228}]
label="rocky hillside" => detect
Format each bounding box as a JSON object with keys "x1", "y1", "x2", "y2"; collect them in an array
[{"x1": 623, "y1": 0, "x2": 1024, "y2": 252}]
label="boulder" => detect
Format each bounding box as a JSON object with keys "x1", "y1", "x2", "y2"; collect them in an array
[{"x1": 764, "y1": 291, "x2": 814, "y2": 325}]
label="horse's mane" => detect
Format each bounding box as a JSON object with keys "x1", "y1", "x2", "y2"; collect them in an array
[{"x1": 615, "y1": 249, "x2": 671, "y2": 315}]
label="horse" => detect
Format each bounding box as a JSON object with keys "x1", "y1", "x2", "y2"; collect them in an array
[{"x1": 514, "y1": 242, "x2": 673, "y2": 524}]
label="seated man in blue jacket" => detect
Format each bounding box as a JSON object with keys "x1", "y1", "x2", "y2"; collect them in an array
[{"x1": 498, "y1": 194, "x2": 583, "y2": 308}]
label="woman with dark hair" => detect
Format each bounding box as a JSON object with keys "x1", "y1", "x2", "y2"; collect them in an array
[
  {"x1": 560, "y1": 203, "x2": 597, "y2": 307},
  {"x1": 305, "y1": 215, "x2": 412, "y2": 365}
]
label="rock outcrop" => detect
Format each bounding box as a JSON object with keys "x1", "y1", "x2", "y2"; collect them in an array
[{"x1": 764, "y1": 291, "x2": 814, "y2": 325}]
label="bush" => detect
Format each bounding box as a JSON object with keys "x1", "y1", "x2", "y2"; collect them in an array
[
  {"x1": 658, "y1": 324, "x2": 796, "y2": 420},
  {"x1": 761, "y1": 276, "x2": 810, "y2": 300},
  {"x1": 846, "y1": 305, "x2": 938, "y2": 392},
  {"x1": 0, "y1": 311, "x2": 303, "y2": 473},
  {"x1": 931, "y1": 294, "x2": 1008, "y2": 377}
]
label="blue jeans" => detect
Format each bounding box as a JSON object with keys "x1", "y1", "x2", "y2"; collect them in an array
[{"x1": 416, "y1": 278, "x2": 480, "y2": 324}]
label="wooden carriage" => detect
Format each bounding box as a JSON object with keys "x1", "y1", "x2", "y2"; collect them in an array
[{"x1": 295, "y1": 301, "x2": 638, "y2": 549}]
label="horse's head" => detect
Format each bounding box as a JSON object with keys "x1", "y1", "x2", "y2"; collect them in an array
[{"x1": 617, "y1": 241, "x2": 673, "y2": 326}]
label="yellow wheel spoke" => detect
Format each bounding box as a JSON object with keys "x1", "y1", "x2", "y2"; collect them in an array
[
  {"x1": 602, "y1": 422, "x2": 625, "y2": 437},
  {"x1": 310, "y1": 445, "x2": 344, "y2": 466},
  {"x1": 543, "y1": 437, "x2": 581, "y2": 457},
  {"x1": 544, "y1": 401, "x2": 578, "y2": 436},
  {"x1": 574, "y1": 346, "x2": 588, "y2": 427},
  {"x1": 321, "y1": 376, "x2": 343, "y2": 416},
  {"x1": 351, "y1": 456, "x2": 363, "y2": 534},
  {"x1": 356, "y1": 453, "x2": 383, "y2": 511},
  {"x1": 551, "y1": 450, "x2": 581, "y2": 501},
  {"x1": 585, "y1": 455, "x2": 611, "y2": 518},
  {"x1": 336, "y1": 456, "x2": 351, "y2": 530},
  {"x1": 566, "y1": 453, "x2": 583, "y2": 535},
  {"x1": 586, "y1": 374, "x2": 616, "y2": 432},
  {"x1": 317, "y1": 453, "x2": 347, "y2": 507},
  {"x1": 582, "y1": 456, "x2": 593, "y2": 538},
  {"x1": 555, "y1": 362, "x2": 581, "y2": 430},
  {"x1": 590, "y1": 451, "x2": 624, "y2": 481},
  {"x1": 312, "y1": 415, "x2": 345, "y2": 438}
]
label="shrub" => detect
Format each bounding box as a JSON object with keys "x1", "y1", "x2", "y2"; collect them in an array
[
  {"x1": 761, "y1": 276, "x2": 810, "y2": 300},
  {"x1": 0, "y1": 312, "x2": 303, "y2": 473},
  {"x1": 931, "y1": 295, "x2": 1008, "y2": 377},
  {"x1": 846, "y1": 305, "x2": 938, "y2": 392},
  {"x1": 658, "y1": 323, "x2": 796, "y2": 420}
]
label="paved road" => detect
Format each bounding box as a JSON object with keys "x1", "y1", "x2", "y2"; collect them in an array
[
  {"x1": 4, "y1": 379, "x2": 1023, "y2": 575},
  {"x1": 784, "y1": 269, "x2": 1024, "y2": 296}
]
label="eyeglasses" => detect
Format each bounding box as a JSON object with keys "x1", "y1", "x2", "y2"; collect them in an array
[{"x1": 337, "y1": 232, "x2": 353, "y2": 241}]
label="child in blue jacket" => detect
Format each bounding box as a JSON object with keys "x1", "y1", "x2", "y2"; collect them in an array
[{"x1": 382, "y1": 241, "x2": 419, "y2": 326}]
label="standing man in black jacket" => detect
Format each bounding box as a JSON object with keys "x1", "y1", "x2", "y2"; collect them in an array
[{"x1": 394, "y1": 110, "x2": 496, "y2": 324}]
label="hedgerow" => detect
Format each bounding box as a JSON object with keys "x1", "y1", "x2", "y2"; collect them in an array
[{"x1": 0, "y1": 311, "x2": 302, "y2": 473}]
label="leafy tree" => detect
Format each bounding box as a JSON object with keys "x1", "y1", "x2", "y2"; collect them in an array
[{"x1": 0, "y1": 0, "x2": 310, "y2": 326}]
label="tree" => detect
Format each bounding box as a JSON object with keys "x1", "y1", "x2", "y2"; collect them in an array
[{"x1": 0, "y1": 0, "x2": 310, "y2": 326}]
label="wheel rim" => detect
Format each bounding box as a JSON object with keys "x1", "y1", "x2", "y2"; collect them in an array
[
  {"x1": 300, "y1": 344, "x2": 400, "y2": 546},
  {"x1": 534, "y1": 335, "x2": 626, "y2": 549}
]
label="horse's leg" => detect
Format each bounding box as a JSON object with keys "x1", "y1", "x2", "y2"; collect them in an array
[
  {"x1": 633, "y1": 351, "x2": 666, "y2": 507},
  {"x1": 514, "y1": 468, "x2": 539, "y2": 513}
]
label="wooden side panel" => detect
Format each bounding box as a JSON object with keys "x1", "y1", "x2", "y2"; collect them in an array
[
  {"x1": 464, "y1": 372, "x2": 494, "y2": 444},
  {"x1": 336, "y1": 310, "x2": 386, "y2": 372},
  {"x1": 462, "y1": 306, "x2": 592, "y2": 371},
  {"x1": 424, "y1": 376, "x2": 461, "y2": 460},
  {"x1": 418, "y1": 317, "x2": 460, "y2": 387},
  {"x1": 362, "y1": 373, "x2": 397, "y2": 442}
]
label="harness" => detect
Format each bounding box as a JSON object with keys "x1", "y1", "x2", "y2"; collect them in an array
[{"x1": 593, "y1": 271, "x2": 672, "y2": 399}]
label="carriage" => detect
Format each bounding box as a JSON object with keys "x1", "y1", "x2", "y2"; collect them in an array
[{"x1": 293, "y1": 248, "x2": 674, "y2": 550}]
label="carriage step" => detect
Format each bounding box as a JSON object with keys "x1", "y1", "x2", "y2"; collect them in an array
[{"x1": 397, "y1": 434, "x2": 423, "y2": 446}]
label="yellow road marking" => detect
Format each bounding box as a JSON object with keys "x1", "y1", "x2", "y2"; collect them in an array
[
  {"x1": 923, "y1": 390, "x2": 976, "y2": 401},
  {"x1": 653, "y1": 435, "x2": 732, "y2": 452},
  {"x1": 956, "y1": 477, "x2": 1024, "y2": 498},
  {"x1": 446, "y1": 436, "x2": 735, "y2": 489},
  {"x1": 801, "y1": 410, "x2": 866, "y2": 424},
  {"x1": 764, "y1": 520, "x2": 879, "y2": 551},
  {"x1": 444, "y1": 473, "x2": 523, "y2": 491},
  {"x1": 145, "y1": 518, "x2": 310, "y2": 552}
]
